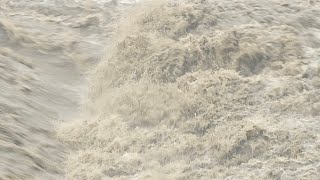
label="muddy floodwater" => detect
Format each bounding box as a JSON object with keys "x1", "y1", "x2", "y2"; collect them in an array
[{"x1": 1, "y1": 0, "x2": 320, "y2": 179}]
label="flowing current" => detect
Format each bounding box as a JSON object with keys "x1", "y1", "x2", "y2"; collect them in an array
[{"x1": 1, "y1": 0, "x2": 320, "y2": 179}]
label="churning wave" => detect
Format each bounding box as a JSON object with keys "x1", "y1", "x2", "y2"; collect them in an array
[{"x1": 57, "y1": 0, "x2": 320, "y2": 179}]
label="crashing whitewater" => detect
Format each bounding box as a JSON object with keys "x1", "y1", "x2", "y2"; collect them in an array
[
  {"x1": 0, "y1": 0, "x2": 319, "y2": 179},
  {"x1": 58, "y1": 0, "x2": 320, "y2": 179}
]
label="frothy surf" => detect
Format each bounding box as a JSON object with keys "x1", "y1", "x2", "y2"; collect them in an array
[
  {"x1": 58, "y1": 0, "x2": 320, "y2": 179},
  {"x1": 0, "y1": 0, "x2": 319, "y2": 179}
]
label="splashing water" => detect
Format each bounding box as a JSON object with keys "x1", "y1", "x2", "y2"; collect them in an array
[{"x1": 1, "y1": 0, "x2": 320, "y2": 179}]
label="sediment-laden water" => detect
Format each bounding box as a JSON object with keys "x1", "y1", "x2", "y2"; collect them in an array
[{"x1": 1, "y1": 0, "x2": 320, "y2": 179}]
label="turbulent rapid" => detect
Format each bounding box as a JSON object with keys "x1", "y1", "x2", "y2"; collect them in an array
[
  {"x1": 0, "y1": 0, "x2": 119, "y2": 179},
  {"x1": 1, "y1": 0, "x2": 320, "y2": 179}
]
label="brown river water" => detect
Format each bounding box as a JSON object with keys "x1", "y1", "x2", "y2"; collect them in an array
[{"x1": 1, "y1": 0, "x2": 320, "y2": 179}]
